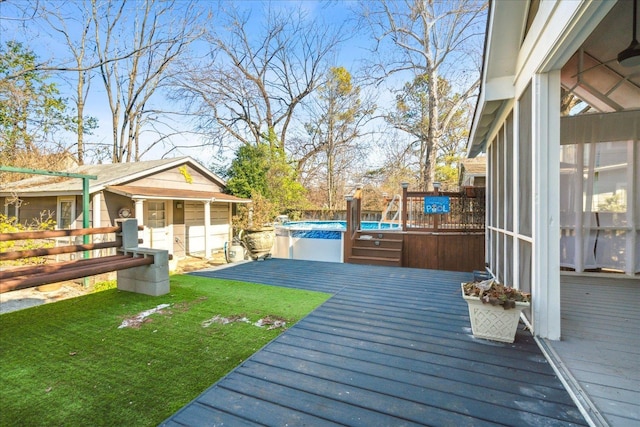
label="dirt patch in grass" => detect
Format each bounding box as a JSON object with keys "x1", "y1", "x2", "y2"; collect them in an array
[
  {"x1": 171, "y1": 254, "x2": 227, "y2": 274},
  {"x1": 200, "y1": 314, "x2": 287, "y2": 330},
  {"x1": 118, "y1": 303, "x2": 173, "y2": 329}
]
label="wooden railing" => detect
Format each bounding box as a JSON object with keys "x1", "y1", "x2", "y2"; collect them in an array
[
  {"x1": 344, "y1": 185, "x2": 486, "y2": 272},
  {"x1": 402, "y1": 186, "x2": 485, "y2": 231},
  {"x1": 0, "y1": 221, "x2": 154, "y2": 293}
]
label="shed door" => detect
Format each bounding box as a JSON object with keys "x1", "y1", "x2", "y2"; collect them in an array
[
  {"x1": 184, "y1": 201, "x2": 205, "y2": 256},
  {"x1": 146, "y1": 201, "x2": 172, "y2": 252}
]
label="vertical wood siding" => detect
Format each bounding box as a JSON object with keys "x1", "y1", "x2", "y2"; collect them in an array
[
  {"x1": 184, "y1": 201, "x2": 230, "y2": 255},
  {"x1": 403, "y1": 232, "x2": 485, "y2": 271}
]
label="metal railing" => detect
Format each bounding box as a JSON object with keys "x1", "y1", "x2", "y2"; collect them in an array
[
  {"x1": 402, "y1": 187, "x2": 485, "y2": 232},
  {"x1": 378, "y1": 194, "x2": 402, "y2": 228}
]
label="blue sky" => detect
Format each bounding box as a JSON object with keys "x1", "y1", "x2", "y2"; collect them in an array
[
  {"x1": 1, "y1": 1, "x2": 383, "y2": 163},
  {"x1": 1, "y1": 0, "x2": 484, "y2": 171}
]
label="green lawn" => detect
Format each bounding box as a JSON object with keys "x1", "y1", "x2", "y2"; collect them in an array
[{"x1": 0, "y1": 275, "x2": 330, "y2": 427}]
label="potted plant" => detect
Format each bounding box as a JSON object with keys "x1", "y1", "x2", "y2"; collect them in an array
[
  {"x1": 461, "y1": 278, "x2": 531, "y2": 343},
  {"x1": 233, "y1": 192, "x2": 277, "y2": 260}
]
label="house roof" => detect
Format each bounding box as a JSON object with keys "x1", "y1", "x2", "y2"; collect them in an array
[
  {"x1": 0, "y1": 157, "x2": 229, "y2": 197},
  {"x1": 459, "y1": 157, "x2": 487, "y2": 186},
  {"x1": 467, "y1": 0, "x2": 636, "y2": 157},
  {"x1": 107, "y1": 186, "x2": 250, "y2": 203},
  {"x1": 459, "y1": 158, "x2": 486, "y2": 176},
  {"x1": 466, "y1": 0, "x2": 524, "y2": 157}
]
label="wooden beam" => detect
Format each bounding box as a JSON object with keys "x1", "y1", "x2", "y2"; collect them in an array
[
  {"x1": 0, "y1": 255, "x2": 133, "y2": 280},
  {"x1": 0, "y1": 241, "x2": 121, "y2": 261},
  {"x1": 0, "y1": 255, "x2": 154, "y2": 293},
  {"x1": 0, "y1": 226, "x2": 121, "y2": 242}
]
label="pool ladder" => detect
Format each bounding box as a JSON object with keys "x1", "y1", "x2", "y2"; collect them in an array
[{"x1": 378, "y1": 194, "x2": 402, "y2": 229}]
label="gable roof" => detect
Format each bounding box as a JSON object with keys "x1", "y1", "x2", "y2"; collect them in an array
[
  {"x1": 107, "y1": 185, "x2": 249, "y2": 203},
  {"x1": 0, "y1": 157, "x2": 227, "y2": 196},
  {"x1": 459, "y1": 157, "x2": 487, "y2": 186}
]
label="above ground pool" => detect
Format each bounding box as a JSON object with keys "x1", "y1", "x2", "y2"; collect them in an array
[{"x1": 272, "y1": 221, "x2": 401, "y2": 262}]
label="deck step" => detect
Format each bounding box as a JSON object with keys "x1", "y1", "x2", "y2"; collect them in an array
[
  {"x1": 354, "y1": 239, "x2": 403, "y2": 249},
  {"x1": 351, "y1": 247, "x2": 401, "y2": 258},
  {"x1": 348, "y1": 255, "x2": 401, "y2": 267},
  {"x1": 357, "y1": 231, "x2": 402, "y2": 240},
  {"x1": 347, "y1": 231, "x2": 404, "y2": 267}
]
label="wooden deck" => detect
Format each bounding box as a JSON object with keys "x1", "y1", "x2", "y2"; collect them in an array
[
  {"x1": 540, "y1": 275, "x2": 640, "y2": 427},
  {"x1": 161, "y1": 259, "x2": 586, "y2": 426}
]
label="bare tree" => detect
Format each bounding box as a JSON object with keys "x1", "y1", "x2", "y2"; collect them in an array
[
  {"x1": 294, "y1": 67, "x2": 375, "y2": 210},
  {"x1": 34, "y1": 0, "x2": 97, "y2": 165},
  {"x1": 92, "y1": 0, "x2": 203, "y2": 162},
  {"x1": 2, "y1": 0, "x2": 200, "y2": 164},
  {"x1": 362, "y1": 0, "x2": 486, "y2": 190},
  {"x1": 176, "y1": 2, "x2": 344, "y2": 153}
]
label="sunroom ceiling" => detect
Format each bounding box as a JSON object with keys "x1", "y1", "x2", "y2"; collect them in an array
[
  {"x1": 561, "y1": 1, "x2": 640, "y2": 112},
  {"x1": 468, "y1": 0, "x2": 640, "y2": 157}
]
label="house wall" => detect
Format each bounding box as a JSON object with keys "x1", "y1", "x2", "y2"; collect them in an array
[
  {"x1": 485, "y1": 72, "x2": 564, "y2": 338},
  {"x1": 129, "y1": 165, "x2": 223, "y2": 192},
  {"x1": 183, "y1": 201, "x2": 230, "y2": 256},
  {"x1": 102, "y1": 191, "x2": 135, "y2": 226},
  {"x1": 2, "y1": 196, "x2": 68, "y2": 227}
]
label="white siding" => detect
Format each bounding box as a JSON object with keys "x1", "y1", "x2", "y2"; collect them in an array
[{"x1": 184, "y1": 201, "x2": 230, "y2": 256}]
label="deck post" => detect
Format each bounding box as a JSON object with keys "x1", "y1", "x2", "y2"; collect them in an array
[
  {"x1": 532, "y1": 71, "x2": 561, "y2": 340},
  {"x1": 401, "y1": 183, "x2": 408, "y2": 230},
  {"x1": 117, "y1": 218, "x2": 169, "y2": 296}
]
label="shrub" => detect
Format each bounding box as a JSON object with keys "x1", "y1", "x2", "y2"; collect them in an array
[{"x1": 0, "y1": 211, "x2": 56, "y2": 266}]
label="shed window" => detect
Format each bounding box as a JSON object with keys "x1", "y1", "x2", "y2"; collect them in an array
[
  {"x1": 147, "y1": 201, "x2": 166, "y2": 228},
  {"x1": 57, "y1": 198, "x2": 75, "y2": 229},
  {"x1": 5, "y1": 199, "x2": 19, "y2": 219}
]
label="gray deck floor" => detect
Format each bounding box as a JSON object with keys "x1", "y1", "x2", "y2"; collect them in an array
[
  {"x1": 161, "y1": 259, "x2": 587, "y2": 426},
  {"x1": 543, "y1": 275, "x2": 640, "y2": 427}
]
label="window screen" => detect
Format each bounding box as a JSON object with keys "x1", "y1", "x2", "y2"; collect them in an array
[{"x1": 518, "y1": 83, "x2": 533, "y2": 237}]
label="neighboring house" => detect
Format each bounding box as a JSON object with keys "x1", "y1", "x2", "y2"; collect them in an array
[
  {"x1": 0, "y1": 157, "x2": 249, "y2": 267},
  {"x1": 458, "y1": 157, "x2": 486, "y2": 188}
]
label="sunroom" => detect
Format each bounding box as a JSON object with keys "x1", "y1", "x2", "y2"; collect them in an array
[{"x1": 468, "y1": 1, "x2": 639, "y2": 425}]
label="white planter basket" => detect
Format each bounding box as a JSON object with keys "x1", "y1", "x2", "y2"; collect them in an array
[{"x1": 461, "y1": 284, "x2": 530, "y2": 343}]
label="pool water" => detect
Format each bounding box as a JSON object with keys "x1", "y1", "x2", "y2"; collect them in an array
[
  {"x1": 273, "y1": 220, "x2": 401, "y2": 262},
  {"x1": 277, "y1": 221, "x2": 399, "y2": 239}
]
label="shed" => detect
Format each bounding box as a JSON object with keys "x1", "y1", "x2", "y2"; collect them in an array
[{"x1": 0, "y1": 157, "x2": 249, "y2": 268}]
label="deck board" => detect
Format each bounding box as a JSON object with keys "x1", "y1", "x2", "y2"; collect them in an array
[
  {"x1": 163, "y1": 260, "x2": 587, "y2": 426},
  {"x1": 544, "y1": 275, "x2": 640, "y2": 427}
]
